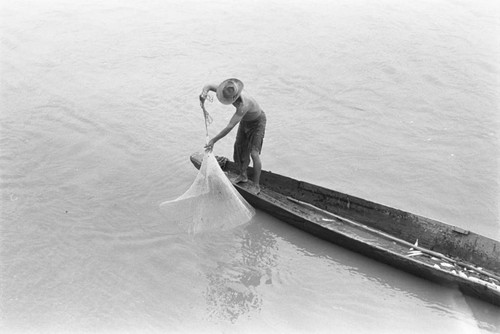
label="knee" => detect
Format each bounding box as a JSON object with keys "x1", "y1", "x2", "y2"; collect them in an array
[
  {"x1": 250, "y1": 150, "x2": 261, "y2": 164},
  {"x1": 250, "y1": 149, "x2": 260, "y2": 159}
]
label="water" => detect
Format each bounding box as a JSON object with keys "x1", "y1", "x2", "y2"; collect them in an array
[{"x1": 1, "y1": 0, "x2": 499, "y2": 332}]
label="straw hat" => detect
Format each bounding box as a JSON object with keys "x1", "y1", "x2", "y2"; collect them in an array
[{"x1": 216, "y1": 78, "x2": 244, "y2": 105}]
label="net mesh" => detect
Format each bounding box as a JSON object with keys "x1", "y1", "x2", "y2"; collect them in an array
[
  {"x1": 160, "y1": 100, "x2": 255, "y2": 234},
  {"x1": 160, "y1": 150, "x2": 255, "y2": 234}
]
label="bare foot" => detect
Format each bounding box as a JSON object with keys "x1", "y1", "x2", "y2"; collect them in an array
[
  {"x1": 233, "y1": 175, "x2": 248, "y2": 184},
  {"x1": 252, "y1": 184, "x2": 261, "y2": 195}
]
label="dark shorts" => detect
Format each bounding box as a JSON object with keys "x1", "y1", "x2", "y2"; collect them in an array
[{"x1": 233, "y1": 111, "x2": 266, "y2": 167}]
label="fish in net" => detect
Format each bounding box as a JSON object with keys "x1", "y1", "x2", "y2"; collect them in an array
[{"x1": 159, "y1": 102, "x2": 255, "y2": 234}]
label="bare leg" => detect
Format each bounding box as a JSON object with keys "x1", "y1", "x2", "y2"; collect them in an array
[
  {"x1": 234, "y1": 157, "x2": 250, "y2": 184},
  {"x1": 250, "y1": 149, "x2": 261, "y2": 194}
]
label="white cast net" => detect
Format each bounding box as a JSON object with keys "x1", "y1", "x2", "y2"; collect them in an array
[{"x1": 159, "y1": 102, "x2": 255, "y2": 234}]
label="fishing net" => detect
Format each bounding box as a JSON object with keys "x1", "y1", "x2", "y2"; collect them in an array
[{"x1": 159, "y1": 102, "x2": 255, "y2": 234}]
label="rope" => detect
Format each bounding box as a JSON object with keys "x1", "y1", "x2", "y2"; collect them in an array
[{"x1": 200, "y1": 102, "x2": 212, "y2": 145}]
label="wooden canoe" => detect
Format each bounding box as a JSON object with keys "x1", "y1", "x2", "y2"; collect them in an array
[{"x1": 190, "y1": 152, "x2": 500, "y2": 306}]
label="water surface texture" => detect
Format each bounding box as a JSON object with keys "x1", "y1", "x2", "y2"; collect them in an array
[{"x1": 1, "y1": 0, "x2": 499, "y2": 333}]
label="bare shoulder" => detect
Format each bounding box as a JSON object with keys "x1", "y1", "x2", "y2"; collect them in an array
[
  {"x1": 241, "y1": 94, "x2": 260, "y2": 112},
  {"x1": 242, "y1": 93, "x2": 257, "y2": 104}
]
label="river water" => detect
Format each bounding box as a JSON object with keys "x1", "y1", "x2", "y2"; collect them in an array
[{"x1": 1, "y1": 0, "x2": 499, "y2": 333}]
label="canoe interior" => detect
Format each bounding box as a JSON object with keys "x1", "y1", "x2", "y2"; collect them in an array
[{"x1": 190, "y1": 152, "x2": 500, "y2": 305}]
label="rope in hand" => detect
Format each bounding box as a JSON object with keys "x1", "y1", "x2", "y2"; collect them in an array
[{"x1": 200, "y1": 96, "x2": 227, "y2": 168}]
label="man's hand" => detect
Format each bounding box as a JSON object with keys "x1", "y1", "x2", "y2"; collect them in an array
[
  {"x1": 204, "y1": 139, "x2": 215, "y2": 152},
  {"x1": 199, "y1": 90, "x2": 208, "y2": 103}
]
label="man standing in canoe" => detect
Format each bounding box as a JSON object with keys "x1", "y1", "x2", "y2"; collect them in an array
[{"x1": 200, "y1": 78, "x2": 266, "y2": 194}]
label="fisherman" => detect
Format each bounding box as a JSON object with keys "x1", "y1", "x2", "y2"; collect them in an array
[{"x1": 200, "y1": 78, "x2": 266, "y2": 194}]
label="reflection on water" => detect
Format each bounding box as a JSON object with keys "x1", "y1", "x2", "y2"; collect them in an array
[
  {"x1": 205, "y1": 263, "x2": 264, "y2": 322},
  {"x1": 173, "y1": 210, "x2": 500, "y2": 332},
  {"x1": 198, "y1": 221, "x2": 278, "y2": 323}
]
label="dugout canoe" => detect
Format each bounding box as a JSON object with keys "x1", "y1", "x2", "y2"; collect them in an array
[{"x1": 190, "y1": 152, "x2": 500, "y2": 306}]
